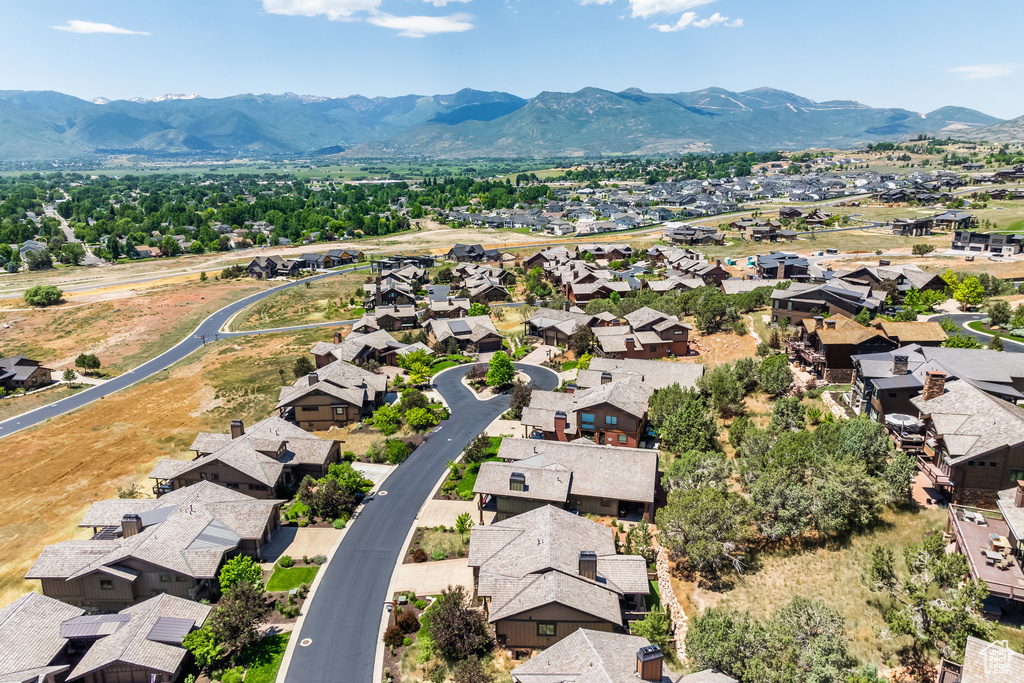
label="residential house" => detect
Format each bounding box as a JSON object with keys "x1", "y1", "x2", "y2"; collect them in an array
[
  {"x1": 720, "y1": 279, "x2": 790, "y2": 295},
  {"x1": 0, "y1": 592, "x2": 84, "y2": 683},
  {"x1": 831, "y1": 263, "x2": 946, "y2": 293},
  {"x1": 474, "y1": 438, "x2": 658, "y2": 523},
  {"x1": 851, "y1": 345, "x2": 1024, "y2": 423},
  {"x1": 365, "y1": 276, "x2": 416, "y2": 309},
  {"x1": 912, "y1": 377, "x2": 1024, "y2": 504},
  {"x1": 576, "y1": 357, "x2": 704, "y2": 392},
  {"x1": 511, "y1": 630, "x2": 736, "y2": 683},
  {"x1": 770, "y1": 281, "x2": 884, "y2": 324},
  {"x1": 464, "y1": 274, "x2": 511, "y2": 303},
  {"x1": 524, "y1": 307, "x2": 613, "y2": 347},
  {"x1": 0, "y1": 355, "x2": 52, "y2": 391},
  {"x1": 577, "y1": 245, "x2": 633, "y2": 262},
  {"x1": 325, "y1": 248, "x2": 364, "y2": 264},
  {"x1": 468, "y1": 505, "x2": 650, "y2": 650},
  {"x1": 567, "y1": 278, "x2": 631, "y2": 305},
  {"x1": 756, "y1": 252, "x2": 811, "y2": 281},
  {"x1": 275, "y1": 359, "x2": 388, "y2": 431},
  {"x1": 132, "y1": 246, "x2": 162, "y2": 259},
  {"x1": 19, "y1": 240, "x2": 49, "y2": 260},
  {"x1": 951, "y1": 230, "x2": 1024, "y2": 256},
  {"x1": 28, "y1": 481, "x2": 283, "y2": 610},
  {"x1": 61, "y1": 594, "x2": 211, "y2": 683},
  {"x1": 447, "y1": 244, "x2": 500, "y2": 262},
  {"x1": 592, "y1": 307, "x2": 691, "y2": 359},
  {"x1": 424, "y1": 315, "x2": 503, "y2": 353},
  {"x1": 870, "y1": 320, "x2": 947, "y2": 346},
  {"x1": 663, "y1": 225, "x2": 724, "y2": 246},
  {"x1": 787, "y1": 315, "x2": 896, "y2": 383},
  {"x1": 423, "y1": 297, "x2": 471, "y2": 320},
  {"x1": 934, "y1": 635, "x2": 1024, "y2": 683},
  {"x1": 932, "y1": 211, "x2": 976, "y2": 231},
  {"x1": 311, "y1": 329, "x2": 428, "y2": 368},
  {"x1": 246, "y1": 255, "x2": 302, "y2": 279},
  {"x1": 523, "y1": 247, "x2": 573, "y2": 270},
  {"x1": 891, "y1": 216, "x2": 934, "y2": 237},
  {"x1": 646, "y1": 275, "x2": 704, "y2": 295},
  {"x1": 353, "y1": 305, "x2": 419, "y2": 334}
]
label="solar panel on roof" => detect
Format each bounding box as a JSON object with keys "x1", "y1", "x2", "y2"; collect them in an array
[
  {"x1": 448, "y1": 320, "x2": 471, "y2": 334},
  {"x1": 146, "y1": 616, "x2": 197, "y2": 644},
  {"x1": 60, "y1": 613, "x2": 131, "y2": 639}
]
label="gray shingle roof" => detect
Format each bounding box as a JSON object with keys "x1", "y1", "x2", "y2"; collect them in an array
[
  {"x1": 960, "y1": 636, "x2": 1024, "y2": 683},
  {"x1": 484, "y1": 438, "x2": 657, "y2": 504},
  {"x1": 65, "y1": 593, "x2": 211, "y2": 679},
  {"x1": 0, "y1": 592, "x2": 83, "y2": 681},
  {"x1": 469, "y1": 506, "x2": 648, "y2": 624},
  {"x1": 911, "y1": 380, "x2": 1024, "y2": 463}
]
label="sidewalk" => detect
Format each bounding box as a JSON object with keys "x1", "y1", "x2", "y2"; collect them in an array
[{"x1": 519, "y1": 344, "x2": 558, "y2": 366}]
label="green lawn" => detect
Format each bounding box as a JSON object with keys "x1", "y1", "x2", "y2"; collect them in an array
[
  {"x1": 430, "y1": 360, "x2": 458, "y2": 375},
  {"x1": 967, "y1": 320, "x2": 1024, "y2": 344},
  {"x1": 241, "y1": 633, "x2": 291, "y2": 683},
  {"x1": 266, "y1": 565, "x2": 319, "y2": 591},
  {"x1": 647, "y1": 579, "x2": 661, "y2": 610}
]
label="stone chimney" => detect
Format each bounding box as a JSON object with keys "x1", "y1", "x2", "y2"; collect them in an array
[
  {"x1": 814, "y1": 315, "x2": 824, "y2": 330},
  {"x1": 636, "y1": 645, "x2": 664, "y2": 682},
  {"x1": 578, "y1": 550, "x2": 597, "y2": 581},
  {"x1": 334, "y1": 331, "x2": 342, "y2": 344},
  {"x1": 824, "y1": 319, "x2": 837, "y2": 330},
  {"x1": 121, "y1": 513, "x2": 143, "y2": 538},
  {"x1": 625, "y1": 337, "x2": 635, "y2": 352},
  {"x1": 230, "y1": 420, "x2": 244, "y2": 439},
  {"x1": 600, "y1": 371, "x2": 613, "y2": 385},
  {"x1": 565, "y1": 384, "x2": 577, "y2": 395},
  {"x1": 509, "y1": 472, "x2": 525, "y2": 492},
  {"x1": 554, "y1": 410, "x2": 567, "y2": 433},
  {"x1": 922, "y1": 371, "x2": 946, "y2": 401},
  {"x1": 1015, "y1": 480, "x2": 1024, "y2": 508},
  {"x1": 892, "y1": 355, "x2": 908, "y2": 376}
]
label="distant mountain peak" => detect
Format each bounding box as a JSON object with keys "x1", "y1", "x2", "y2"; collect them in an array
[{"x1": 127, "y1": 93, "x2": 200, "y2": 104}]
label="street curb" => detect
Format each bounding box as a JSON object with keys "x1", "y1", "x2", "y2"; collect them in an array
[{"x1": 275, "y1": 462, "x2": 399, "y2": 683}]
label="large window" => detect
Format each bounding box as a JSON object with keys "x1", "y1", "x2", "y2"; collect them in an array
[
  {"x1": 1011, "y1": 470, "x2": 1024, "y2": 481},
  {"x1": 605, "y1": 415, "x2": 618, "y2": 426},
  {"x1": 537, "y1": 622, "x2": 556, "y2": 637},
  {"x1": 100, "y1": 579, "x2": 113, "y2": 590},
  {"x1": 619, "y1": 434, "x2": 628, "y2": 444},
  {"x1": 580, "y1": 413, "x2": 595, "y2": 427}
]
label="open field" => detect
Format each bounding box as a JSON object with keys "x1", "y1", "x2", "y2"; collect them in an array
[
  {"x1": 0, "y1": 328, "x2": 321, "y2": 606},
  {"x1": 0, "y1": 277, "x2": 268, "y2": 375},
  {"x1": 228, "y1": 271, "x2": 372, "y2": 331}
]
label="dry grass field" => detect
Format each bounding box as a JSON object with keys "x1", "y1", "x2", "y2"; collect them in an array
[
  {"x1": 0, "y1": 328, "x2": 320, "y2": 606},
  {"x1": 228, "y1": 271, "x2": 373, "y2": 331},
  {"x1": 0, "y1": 276, "x2": 268, "y2": 375}
]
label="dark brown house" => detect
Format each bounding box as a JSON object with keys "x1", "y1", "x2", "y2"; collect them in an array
[
  {"x1": 592, "y1": 307, "x2": 691, "y2": 359},
  {"x1": 468, "y1": 505, "x2": 650, "y2": 652},
  {"x1": 913, "y1": 375, "x2": 1024, "y2": 505},
  {"x1": 0, "y1": 355, "x2": 52, "y2": 391},
  {"x1": 787, "y1": 315, "x2": 897, "y2": 383},
  {"x1": 275, "y1": 360, "x2": 388, "y2": 431}
]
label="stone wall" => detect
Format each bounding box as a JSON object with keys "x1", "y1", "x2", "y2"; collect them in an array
[
  {"x1": 655, "y1": 547, "x2": 688, "y2": 657},
  {"x1": 821, "y1": 391, "x2": 849, "y2": 420}
]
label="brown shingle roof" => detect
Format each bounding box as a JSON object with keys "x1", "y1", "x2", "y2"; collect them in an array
[{"x1": 0, "y1": 592, "x2": 83, "y2": 680}]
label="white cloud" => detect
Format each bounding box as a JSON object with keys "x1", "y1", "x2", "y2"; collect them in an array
[
  {"x1": 948, "y1": 63, "x2": 1017, "y2": 80},
  {"x1": 650, "y1": 10, "x2": 740, "y2": 31},
  {"x1": 52, "y1": 20, "x2": 150, "y2": 35},
  {"x1": 626, "y1": 0, "x2": 717, "y2": 19},
  {"x1": 423, "y1": 0, "x2": 471, "y2": 5},
  {"x1": 578, "y1": 0, "x2": 616, "y2": 4},
  {"x1": 366, "y1": 12, "x2": 474, "y2": 37},
  {"x1": 260, "y1": 0, "x2": 381, "y2": 21}
]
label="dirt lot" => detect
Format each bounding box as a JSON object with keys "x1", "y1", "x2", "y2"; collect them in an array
[
  {"x1": 229, "y1": 271, "x2": 373, "y2": 331},
  {"x1": 0, "y1": 328, "x2": 321, "y2": 606},
  {"x1": 0, "y1": 276, "x2": 268, "y2": 375}
]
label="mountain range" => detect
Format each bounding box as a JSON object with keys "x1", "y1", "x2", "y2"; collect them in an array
[{"x1": 0, "y1": 87, "x2": 1009, "y2": 160}]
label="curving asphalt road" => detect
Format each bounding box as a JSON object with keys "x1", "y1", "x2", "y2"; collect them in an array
[
  {"x1": 0, "y1": 266, "x2": 369, "y2": 439},
  {"x1": 937, "y1": 312, "x2": 1024, "y2": 352},
  {"x1": 280, "y1": 363, "x2": 559, "y2": 683}
]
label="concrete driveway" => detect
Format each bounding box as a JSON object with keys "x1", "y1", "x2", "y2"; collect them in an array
[
  {"x1": 394, "y1": 559, "x2": 474, "y2": 596},
  {"x1": 418, "y1": 498, "x2": 478, "y2": 528},
  {"x1": 260, "y1": 526, "x2": 340, "y2": 565}
]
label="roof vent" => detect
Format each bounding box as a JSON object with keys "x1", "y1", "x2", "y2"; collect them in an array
[{"x1": 510, "y1": 472, "x2": 526, "y2": 492}]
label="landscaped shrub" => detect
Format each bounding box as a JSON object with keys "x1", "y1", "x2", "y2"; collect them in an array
[
  {"x1": 343, "y1": 450, "x2": 356, "y2": 461},
  {"x1": 397, "y1": 609, "x2": 421, "y2": 633},
  {"x1": 383, "y1": 624, "x2": 405, "y2": 648},
  {"x1": 415, "y1": 599, "x2": 427, "y2": 610},
  {"x1": 411, "y1": 548, "x2": 428, "y2": 563},
  {"x1": 310, "y1": 555, "x2": 327, "y2": 565},
  {"x1": 276, "y1": 601, "x2": 301, "y2": 618},
  {"x1": 386, "y1": 439, "x2": 411, "y2": 464},
  {"x1": 221, "y1": 668, "x2": 244, "y2": 683},
  {"x1": 333, "y1": 517, "x2": 347, "y2": 529},
  {"x1": 278, "y1": 555, "x2": 294, "y2": 568},
  {"x1": 430, "y1": 550, "x2": 448, "y2": 561}
]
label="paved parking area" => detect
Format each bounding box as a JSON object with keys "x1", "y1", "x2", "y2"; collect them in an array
[
  {"x1": 394, "y1": 559, "x2": 474, "y2": 596},
  {"x1": 352, "y1": 462, "x2": 393, "y2": 486}
]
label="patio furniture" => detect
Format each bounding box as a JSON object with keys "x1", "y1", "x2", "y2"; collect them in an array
[
  {"x1": 997, "y1": 557, "x2": 1014, "y2": 571},
  {"x1": 983, "y1": 549, "x2": 1003, "y2": 564},
  {"x1": 964, "y1": 511, "x2": 978, "y2": 523},
  {"x1": 993, "y1": 536, "x2": 1012, "y2": 553}
]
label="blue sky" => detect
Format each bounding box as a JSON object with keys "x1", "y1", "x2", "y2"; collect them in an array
[{"x1": 6, "y1": 0, "x2": 1024, "y2": 118}]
